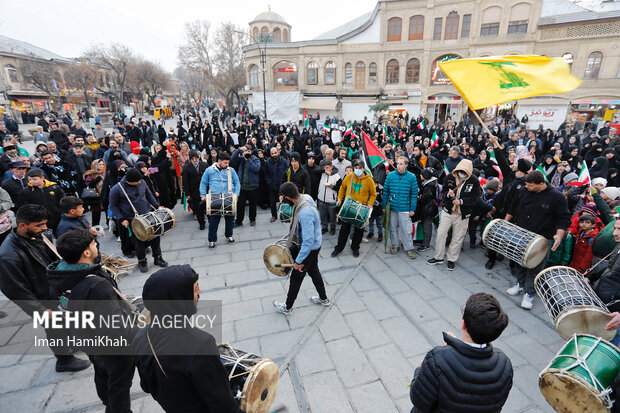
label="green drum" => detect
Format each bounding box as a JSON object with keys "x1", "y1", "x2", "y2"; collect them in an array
[
  {"x1": 337, "y1": 196, "x2": 372, "y2": 229},
  {"x1": 277, "y1": 203, "x2": 293, "y2": 223},
  {"x1": 539, "y1": 334, "x2": 620, "y2": 412}
]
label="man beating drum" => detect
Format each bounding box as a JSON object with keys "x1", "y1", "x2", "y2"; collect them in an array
[{"x1": 273, "y1": 182, "x2": 330, "y2": 315}]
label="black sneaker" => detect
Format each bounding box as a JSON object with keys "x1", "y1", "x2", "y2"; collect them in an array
[
  {"x1": 485, "y1": 259, "x2": 495, "y2": 270},
  {"x1": 352, "y1": 249, "x2": 360, "y2": 258},
  {"x1": 322, "y1": 228, "x2": 328, "y2": 234},
  {"x1": 199, "y1": 223, "x2": 205, "y2": 230},
  {"x1": 427, "y1": 258, "x2": 444, "y2": 265},
  {"x1": 55, "y1": 355, "x2": 91, "y2": 372},
  {"x1": 417, "y1": 246, "x2": 430, "y2": 252},
  {"x1": 447, "y1": 261, "x2": 455, "y2": 271},
  {"x1": 331, "y1": 249, "x2": 340, "y2": 258},
  {"x1": 250, "y1": 221, "x2": 256, "y2": 227},
  {"x1": 377, "y1": 234, "x2": 383, "y2": 242},
  {"x1": 227, "y1": 236, "x2": 235, "y2": 244},
  {"x1": 367, "y1": 233, "x2": 374, "y2": 239},
  {"x1": 209, "y1": 241, "x2": 216, "y2": 250},
  {"x1": 138, "y1": 259, "x2": 148, "y2": 273},
  {"x1": 234, "y1": 222, "x2": 243, "y2": 227},
  {"x1": 330, "y1": 228, "x2": 336, "y2": 235}
]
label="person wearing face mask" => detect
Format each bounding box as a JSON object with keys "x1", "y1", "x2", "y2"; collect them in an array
[
  {"x1": 182, "y1": 150, "x2": 208, "y2": 230},
  {"x1": 264, "y1": 147, "x2": 289, "y2": 222},
  {"x1": 427, "y1": 159, "x2": 480, "y2": 271},
  {"x1": 332, "y1": 160, "x2": 377, "y2": 258}
]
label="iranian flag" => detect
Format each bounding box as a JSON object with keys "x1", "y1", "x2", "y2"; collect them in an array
[
  {"x1": 488, "y1": 151, "x2": 503, "y2": 180},
  {"x1": 304, "y1": 110, "x2": 309, "y2": 129},
  {"x1": 361, "y1": 131, "x2": 387, "y2": 169},
  {"x1": 418, "y1": 119, "x2": 426, "y2": 130},
  {"x1": 383, "y1": 124, "x2": 396, "y2": 146},
  {"x1": 412, "y1": 221, "x2": 424, "y2": 241},
  {"x1": 535, "y1": 165, "x2": 549, "y2": 182},
  {"x1": 344, "y1": 123, "x2": 353, "y2": 137},
  {"x1": 566, "y1": 163, "x2": 591, "y2": 186},
  {"x1": 429, "y1": 131, "x2": 439, "y2": 149},
  {"x1": 323, "y1": 123, "x2": 332, "y2": 133},
  {"x1": 443, "y1": 161, "x2": 450, "y2": 175},
  {"x1": 182, "y1": 193, "x2": 191, "y2": 213}
]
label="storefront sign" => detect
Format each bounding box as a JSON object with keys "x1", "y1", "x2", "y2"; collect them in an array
[{"x1": 517, "y1": 104, "x2": 568, "y2": 130}]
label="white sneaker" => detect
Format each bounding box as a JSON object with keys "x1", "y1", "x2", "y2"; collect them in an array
[
  {"x1": 521, "y1": 293, "x2": 534, "y2": 310},
  {"x1": 506, "y1": 284, "x2": 524, "y2": 296}
]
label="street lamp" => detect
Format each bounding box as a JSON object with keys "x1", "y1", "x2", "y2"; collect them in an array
[{"x1": 236, "y1": 30, "x2": 270, "y2": 122}]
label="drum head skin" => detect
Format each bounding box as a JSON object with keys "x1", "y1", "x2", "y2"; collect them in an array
[
  {"x1": 240, "y1": 359, "x2": 279, "y2": 413},
  {"x1": 556, "y1": 307, "x2": 617, "y2": 342},
  {"x1": 540, "y1": 371, "x2": 607, "y2": 413},
  {"x1": 263, "y1": 244, "x2": 293, "y2": 276},
  {"x1": 523, "y1": 236, "x2": 550, "y2": 269},
  {"x1": 132, "y1": 216, "x2": 152, "y2": 241}
]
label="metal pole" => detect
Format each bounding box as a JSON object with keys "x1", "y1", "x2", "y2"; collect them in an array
[{"x1": 261, "y1": 48, "x2": 267, "y2": 121}]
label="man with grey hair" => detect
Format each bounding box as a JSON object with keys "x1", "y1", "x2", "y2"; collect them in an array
[{"x1": 33, "y1": 125, "x2": 48, "y2": 143}]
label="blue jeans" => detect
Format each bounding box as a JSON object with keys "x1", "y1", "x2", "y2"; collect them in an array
[
  {"x1": 208, "y1": 215, "x2": 234, "y2": 242},
  {"x1": 612, "y1": 330, "x2": 620, "y2": 347},
  {"x1": 368, "y1": 215, "x2": 383, "y2": 236}
]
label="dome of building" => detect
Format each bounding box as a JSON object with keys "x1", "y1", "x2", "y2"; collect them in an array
[{"x1": 250, "y1": 10, "x2": 290, "y2": 27}]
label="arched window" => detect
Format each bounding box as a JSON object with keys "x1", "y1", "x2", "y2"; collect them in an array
[
  {"x1": 253, "y1": 27, "x2": 259, "y2": 42},
  {"x1": 355, "y1": 61, "x2": 365, "y2": 89},
  {"x1": 345, "y1": 63, "x2": 353, "y2": 84},
  {"x1": 409, "y1": 16, "x2": 424, "y2": 40},
  {"x1": 260, "y1": 26, "x2": 269, "y2": 42},
  {"x1": 4, "y1": 64, "x2": 18, "y2": 83},
  {"x1": 369, "y1": 63, "x2": 377, "y2": 84},
  {"x1": 325, "y1": 61, "x2": 336, "y2": 85},
  {"x1": 445, "y1": 12, "x2": 459, "y2": 39},
  {"x1": 249, "y1": 65, "x2": 261, "y2": 88},
  {"x1": 387, "y1": 17, "x2": 402, "y2": 42},
  {"x1": 273, "y1": 28, "x2": 281, "y2": 42},
  {"x1": 481, "y1": 6, "x2": 501, "y2": 36},
  {"x1": 386, "y1": 59, "x2": 399, "y2": 84},
  {"x1": 274, "y1": 61, "x2": 297, "y2": 88},
  {"x1": 585, "y1": 51, "x2": 603, "y2": 79},
  {"x1": 283, "y1": 29, "x2": 289, "y2": 42},
  {"x1": 406, "y1": 58, "x2": 420, "y2": 83},
  {"x1": 307, "y1": 62, "x2": 318, "y2": 85},
  {"x1": 508, "y1": 3, "x2": 530, "y2": 34}
]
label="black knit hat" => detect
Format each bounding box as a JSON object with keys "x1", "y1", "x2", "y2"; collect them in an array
[
  {"x1": 125, "y1": 168, "x2": 142, "y2": 183},
  {"x1": 290, "y1": 152, "x2": 301, "y2": 162},
  {"x1": 517, "y1": 158, "x2": 532, "y2": 174},
  {"x1": 189, "y1": 150, "x2": 200, "y2": 160}
]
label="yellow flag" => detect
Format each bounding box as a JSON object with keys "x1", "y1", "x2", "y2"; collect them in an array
[{"x1": 438, "y1": 55, "x2": 582, "y2": 110}]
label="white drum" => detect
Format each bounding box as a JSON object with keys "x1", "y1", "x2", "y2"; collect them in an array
[{"x1": 482, "y1": 219, "x2": 549, "y2": 269}]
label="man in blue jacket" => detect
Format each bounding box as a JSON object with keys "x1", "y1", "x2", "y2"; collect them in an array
[
  {"x1": 200, "y1": 152, "x2": 240, "y2": 250},
  {"x1": 109, "y1": 168, "x2": 169, "y2": 273},
  {"x1": 231, "y1": 145, "x2": 261, "y2": 227},
  {"x1": 264, "y1": 147, "x2": 289, "y2": 222},
  {"x1": 382, "y1": 157, "x2": 418, "y2": 259}
]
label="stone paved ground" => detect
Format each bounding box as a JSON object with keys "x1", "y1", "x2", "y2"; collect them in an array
[{"x1": 0, "y1": 201, "x2": 565, "y2": 412}]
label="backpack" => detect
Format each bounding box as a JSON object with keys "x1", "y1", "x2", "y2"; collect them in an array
[{"x1": 433, "y1": 184, "x2": 443, "y2": 208}]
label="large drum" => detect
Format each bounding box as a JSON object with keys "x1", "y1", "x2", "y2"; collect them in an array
[
  {"x1": 277, "y1": 202, "x2": 292, "y2": 223},
  {"x1": 132, "y1": 208, "x2": 176, "y2": 242},
  {"x1": 206, "y1": 193, "x2": 237, "y2": 216},
  {"x1": 263, "y1": 236, "x2": 294, "y2": 277},
  {"x1": 218, "y1": 343, "x2": 279, "y2": 413},
  {"x1": 337, "y1": 197, "x2": 372, "y2": 229},
  {"x1": 535, "y1": 266, "x2": 615, "y2": 341},
  {"x1": 482, "y1": 219, "x2": 549, "y2": 269},
  {"x1": 539, "y1": 334, "x2": 620, "y2": 412}
]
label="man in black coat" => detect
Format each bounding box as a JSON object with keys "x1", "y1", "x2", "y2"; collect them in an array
[
  {"x1": 182, "y1": 150, "x2": 208, "y2": 230},
  {"x1": 127, "y1": 121, "x2": 142, "y2": 143},
  {"x1": 410, "y1": 293, "x2": 513, "y2": 413},
  {"x1": 1, "y1": 160, "x2": 28, "y2": 206},
  {"x1": 47, "y1": 229, "x2": 136, "y2": 413},
  {"x1": 303, "y1": 152, "x2": 322, "y2": 200},
  {"x1": 17, "y1": 169, "x2": 65, "y2": 232},
  {"x1": 49, "y1": 123, "x2": 70, "y2": 150},
  {"x1": 65, "y1": 142, "x2": 93, "y2": 178},
  {"x1": 0, "y1": 205, "x2": 90, "y2": 372},
  {"x1": 281, "y1": 152, "x2": 311, "y2": 195},
  {"x1": 132, "y1": 265, "x2": 244, "y2": 413}
]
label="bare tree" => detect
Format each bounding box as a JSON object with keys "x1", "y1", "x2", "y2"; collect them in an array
[
  {"x1": 136, "y1": 60, "x2": 171, "y2": 108},
  {"x1": 84, "y1": 43, "x2": 134, "y2": 110},
  {"x1": 174, "y1": 67, "x2": 210, "y2": 104},
  {"x1": 178, "y1": 20, "x2": 215, "y2": 92},
  {"x1": 64, "y1": 59, "x2": 99, "y2": 109},
  {"x1": 20, "y1": 59, "x2": 57, "y2": 98},
  {"x1": 213, "y1": 22, "x2": 246, "y2": 106}
]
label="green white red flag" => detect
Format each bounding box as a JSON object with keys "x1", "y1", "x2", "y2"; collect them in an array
[
  {"x1": 418, "y1": 120, "x2": 426, "y2": 130},
  {"x1": 488, "y1": 151, "x2": 503, "y2": 180},
  {"x1": 535, "y1": 164, "x2": 549, "y2": 182},
  {"x1": 323, "y1": 123, "x2": 332, "y2": 133},
  {"x1": 304, "y1": 110, "x2": 309, "y2": 129},
  {"x1": 344, "y1": 123, "x2": 353, "y2": 136},
  {"x1": 429, "y1": 131, "x2": 438, "y2": 149},
  {"x1": 566, "y1": 163, "x2": 591, "y2": 186}
]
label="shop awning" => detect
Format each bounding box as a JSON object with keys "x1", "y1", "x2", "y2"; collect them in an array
[
  {"x1": 300, "y1": 98, "x2": 338, "y2": 111},
  {"x1": 13, "y1": 97, "x2": 50, "y2": 103}
]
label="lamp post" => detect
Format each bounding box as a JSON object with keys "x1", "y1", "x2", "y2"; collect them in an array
[{"x1": 237, "y1": 30, "x2": 270, "y2": 122}]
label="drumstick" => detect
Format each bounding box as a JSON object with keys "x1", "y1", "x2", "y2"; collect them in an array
[{"x1": 274, "y1": 264, "x2": 295, "y2": 268}]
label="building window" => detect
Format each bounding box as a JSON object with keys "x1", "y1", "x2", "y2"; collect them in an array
[
  {"x1": 5, "y1": 65, "x2": 18, "y2": 83},
  {"x1": 461, "y1": 14, "x2": 471, "y2": 37},
  {"x1": 444, "y1": 12, "x2": 459, "y2": 40},
  {"x1": 433, "y1": 18, "x2": 442, "y2": 40},
  {"x1": 249, "y1": 65, "x2": 261, "y2": 88},
  {"x1": 325, "y1": 61, "x2": 336, "y2": 84},
  {"x1": 345, "y1": 63, "x2": 353, "y2": 84},
  {"x1": 562, "y1": 52, "x2": 574, "y2": 71},
  {"x1": 386, "y1": 59, "x2": 399, "y2": 84},
  {"x1": 406, "y1": 58, "x2": 420, "y2": 83},
  {"x1": 369, "y1": 63, "x2": 377, "y2": 84},
  {"x1": 274, "y1": 61, "x2": 297, "y2": 88},
  {"x1": 355, "y1": 61, "x2": 365, "y2": 89},
  {"x1": 273, "y1": 28, "x2": 281, "y2": 42},
  {"x1": 307, "y1": 62, "x2": 318, "y2": 85},
  {"x1": 409, "y1": 15, "x2": 424, "y2": 40},
  {"x1": 260, "y1": 26, "x2": 269, "y2": 42},
  {"x1": 387, "y1": 17, "x2": 402, "y2": 42},
  {"x1": 253, "y1": 27, "x2": 259, "y2": 42},
  {"x1": 584, "y1": 51, "x2": 603, "y2": 79},
  {"x1": 480, "y1": 23, "x2": 500, "y2": 36},
  {"x1": 283, "y1": 29, "x2": 289, "y2": 42},
  {"x1": 508, "y1": 20, "x2": 528, "y2": 34}
]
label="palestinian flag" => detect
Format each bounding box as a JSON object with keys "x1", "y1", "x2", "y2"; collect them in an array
[
  {"x1": 361, "y1": 131, "x2": 387, "y2": 168},
  {"x1": 488, "y1": 151, "x2": 503, "y2": 180},
  {"x1": 566, "y1": 163, "x2": 591, "y2": 186},
  {"x1": 182, "y1": 193, "x2": 191, "y2": 212},
  {"x1": 429, "y1": 131, "x2": 438, "y2": 149},
  {"x1": 536, "y1": 165, "x2": 549, "y2": 182},
  {"x1": 304, "y1": 110, "x2": 309, "y2": 129},
  {"x1": 323, "y1": 123, "x2": 332, "y2": 133},
  {"x1": 412, "y1": 221, "x2": 424, "y2": 241},
  {"x1": 383, "y1": 124, "x2": 396, "y2": 146},
  {"x1": 344, "y1": 123, "x2": 353, "y2": 137},
  {"x1": 418, "y1": 119, "x2": 426, "y2": 130}
]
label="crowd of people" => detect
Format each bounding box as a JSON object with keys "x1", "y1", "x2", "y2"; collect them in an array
[{"x1": 2, "y1": 105, "x2": 620, "y2": 412}]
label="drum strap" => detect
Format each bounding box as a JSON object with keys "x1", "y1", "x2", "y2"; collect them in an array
[
  {"x1": 118, "y1": 182, "x2": 140, "y2": 216},
  {"x1": 210, "y1": 166, "x2": 233, "y2": 195},
  {"x1": 286, "y1": 196, "x2": 310, "y2": 249},
  {"x1": 147, "y1": 331, "x2": 169, "y2": 378}
]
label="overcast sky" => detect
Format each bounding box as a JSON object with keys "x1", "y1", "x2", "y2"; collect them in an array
[{"x1": 0, "y1": 0, "x2": 378, "y2": 72}]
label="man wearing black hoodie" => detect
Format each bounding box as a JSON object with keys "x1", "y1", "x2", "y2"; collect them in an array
[
  {"x1": 47, "y1": 229, "x2": 136, "y2": 413},
  {"x1": 132, "y1": 265, "x2": 244, "y2": 413}
]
